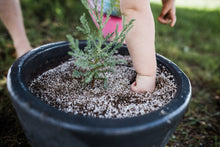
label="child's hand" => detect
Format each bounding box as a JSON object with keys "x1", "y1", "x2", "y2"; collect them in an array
[
  {"x1": 157, "y1": 0, "x2": 176, "y2": 27},
  {"x1": 131, "y1": 74, "x2": 156, "y2": 93}
]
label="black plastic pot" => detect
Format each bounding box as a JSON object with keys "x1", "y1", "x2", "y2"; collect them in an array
[{"x1": 7, "y1": 41, "x2": 191, "y2": 147}]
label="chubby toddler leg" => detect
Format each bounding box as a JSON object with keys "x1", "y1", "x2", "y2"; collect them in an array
[{"x1": 120, "y1": 0, "x2": 157, "y2": 93}]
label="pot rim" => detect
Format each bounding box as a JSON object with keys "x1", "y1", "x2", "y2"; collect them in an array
[{"x1": 7, "y1": 41, "x2": 191, "y2": 135}]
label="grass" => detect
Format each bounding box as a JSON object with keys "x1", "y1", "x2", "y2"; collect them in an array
[
  {"x1": 0, "y1": 0, "x2": 219, "y2": 146},
  {"x1": 151, "y1": 0, "x2": 220, "y2": 10}
]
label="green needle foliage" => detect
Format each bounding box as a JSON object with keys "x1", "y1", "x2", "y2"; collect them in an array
[{"x1": 67, "y1": 0, "x2": 134, "y2": 88}]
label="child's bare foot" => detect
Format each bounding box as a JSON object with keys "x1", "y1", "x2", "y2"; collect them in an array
[
  {"x1": 131, "y1": 74, "x2": 156, "y2": 93},
  {"x1": 15, "y1": 43, "x2": 32, "y2": 58}
]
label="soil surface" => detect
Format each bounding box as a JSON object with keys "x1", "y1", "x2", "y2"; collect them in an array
[{"x1": 29, "y1": 55, "x2": 177, "y2": 118}]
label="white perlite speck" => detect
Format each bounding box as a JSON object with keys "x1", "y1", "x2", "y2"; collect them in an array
[{"x1": 29, "y1": 55, "x2": 177, "y2": 118}]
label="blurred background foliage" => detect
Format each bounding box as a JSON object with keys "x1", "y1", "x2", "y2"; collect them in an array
[{"x1": 0, "y1": 0, "x2": 219, "y2": 146}]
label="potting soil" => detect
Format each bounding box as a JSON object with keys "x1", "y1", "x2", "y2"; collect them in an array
[{"x1": 29, "y1": 55, "x2": 177, "y2": 118}]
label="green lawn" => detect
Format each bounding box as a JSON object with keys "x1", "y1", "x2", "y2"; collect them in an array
[
  {"x1": 0, "y1": 0, "x2": 219, "y2": 146},
  {"x1": 151, "y1": 0, "x2": 220, "y2": 10}
]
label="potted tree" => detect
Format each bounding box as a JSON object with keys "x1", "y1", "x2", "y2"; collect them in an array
[{"x1": 7, "y1": 0, "x2": 191, "y2": 146}]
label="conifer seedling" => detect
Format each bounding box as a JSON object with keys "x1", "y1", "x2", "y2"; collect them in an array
[{"x1": 67, "y1": 0, "x2": 134, "y2": 88}]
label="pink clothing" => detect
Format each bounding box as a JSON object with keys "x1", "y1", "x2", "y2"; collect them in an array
[
  {"x1": 88, "y1": 0, "x2": 123, "y2": 38},
  {"x1": 90, "y1": 13, "x2": 122, "y2": 38}
]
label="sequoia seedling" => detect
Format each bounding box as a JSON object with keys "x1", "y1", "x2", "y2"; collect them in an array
[{"x1": 67, "y1": 0, "x2": 134, "y2": 88}]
